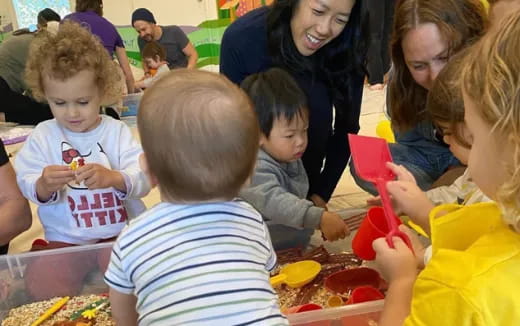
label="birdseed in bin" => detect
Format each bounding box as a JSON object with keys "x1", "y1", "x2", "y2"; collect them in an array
[
  {"x1": 287, "y1": 300, "x2": 383, "y2": 326},
  {"x1": 121, "y1": 93, "x2": 143, "y2": 117},
  {"x1": 0, "y1": 243, "x2": 113, "y2": 324}
]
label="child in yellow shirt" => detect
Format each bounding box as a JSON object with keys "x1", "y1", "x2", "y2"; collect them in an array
[{"x1": 373, "y1": 12, "x2": 520, "y2": 326}]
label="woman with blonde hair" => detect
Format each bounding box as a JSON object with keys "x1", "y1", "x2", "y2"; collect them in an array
[{"x1": 352, "y1": 0, "x2": 487, "y2": 194}]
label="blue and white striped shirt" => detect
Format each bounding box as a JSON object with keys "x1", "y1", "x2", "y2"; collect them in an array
[{"x1": 104, "y1": 200, "x2": 287, "y2": 326}]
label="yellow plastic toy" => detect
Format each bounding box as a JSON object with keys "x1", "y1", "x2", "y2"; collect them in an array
[
  {"x1": 31, "y1": 296, "x2": 70, "y2": 326},
  {"x1": 81, "y1": 301, "x2": 109, "y2": 320},
  {"x1": 270, "y1": 260, "x2": 321, "y2": 288},
  {"x1": 376, "y1": 120, "x2": 395, "y2": 143}
]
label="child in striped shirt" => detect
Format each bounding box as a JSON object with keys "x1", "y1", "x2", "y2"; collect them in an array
[{"x1": 104, "y1": 69, "x2": 287, "y2": 326}]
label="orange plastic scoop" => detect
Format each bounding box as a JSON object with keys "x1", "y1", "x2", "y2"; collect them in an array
[
  {"x1": 348, "y1": 134, "x2": 413, "y2": 251},
  {"x1": 270, "y1": 260, "x2": 321, "y2": 288}
]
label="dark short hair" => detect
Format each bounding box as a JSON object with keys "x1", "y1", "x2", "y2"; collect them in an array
[
  {"x1": 138, "y1": 69, "x2": 259, "y2": 202},
  {"x1": 241, "y1": 68, "x2": 308, "y2": 137},
  {"x1": 75, "y1": 0, "x2": 103, "y2": 16},
  {"x1": 142, "y1": 41, "x2": 166, "y2": 61},
  {"x1": 37, "y1": 8, "x2": 61, "y2": 26}
]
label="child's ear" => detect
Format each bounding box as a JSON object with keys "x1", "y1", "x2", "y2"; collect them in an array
[
  {"x1": 259, "y1": 134, "x2": 267, "y2": 146},
  {"x1": 155, "y1": 55, "x2": 161, "y2": 63},
  {"x1": 139, "y1": 153, "x2": 158, "y2": 188}
]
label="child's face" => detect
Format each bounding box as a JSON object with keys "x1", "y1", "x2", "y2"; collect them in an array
[
  {"x1": 463, "y1": 93, "x2": 512, "y2": 199},
  {"x1": 145, "y1": 56, "x2": 162, "y2": 69},
  {"x1": 44, "y1": 70, "x2": 102, "y2": 133},
  {"x1": 437, "y1": 122, "x2": 470, "y2": 165},
  {"x1": 261, "y1": 112, "x2": 308, "y2": 163}
]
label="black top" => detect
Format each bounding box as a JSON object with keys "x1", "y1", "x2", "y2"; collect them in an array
[
  {"x1": 0, "y1": 139, "x2": 8, "y2": 166},
  {"x1": 220, "y1": 7, "x2": 364, "y2": 201}
]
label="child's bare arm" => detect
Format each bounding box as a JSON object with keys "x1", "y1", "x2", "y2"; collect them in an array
[
  {"x1": 109, "y1": 287, "x2": 138, "y2": 326},
  {"x1": 373, "y1": 237, "x2": 417, "y2": 326}
]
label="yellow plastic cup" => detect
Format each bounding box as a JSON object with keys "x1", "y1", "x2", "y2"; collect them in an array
[{"x1": 270, "y1": 260, "x2": 321, "y2": 288}]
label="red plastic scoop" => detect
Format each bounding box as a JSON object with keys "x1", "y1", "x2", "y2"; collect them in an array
[{"x1": 348, "y1": 134, "x2": 413, "y2": 251}]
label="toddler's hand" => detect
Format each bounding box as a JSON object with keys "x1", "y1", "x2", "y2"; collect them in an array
[
  {"x1": 373, "y1": 236, "x2": 417, "y2": 284},
  {"x1": 36, "y1": 165, "x2": 75, "y2": 201},
  {"x1": 386, "y1": 162, "x2": 417, "y2": 184},
  {"x1": 310, "y1": 194, "x2": 328, "y2": 210},
  {"x1": 398, "y1": 225, "x2": 427, "y2": 269},
  {"x1": 320, "y1": 211, "x2": 350, "y2": 241},
  {"x1": 75, "y1": 163, "x2": 125, "y2": 191},
  {"x1": 386, "y1": 181, "x2": 434, "y2": 234}
]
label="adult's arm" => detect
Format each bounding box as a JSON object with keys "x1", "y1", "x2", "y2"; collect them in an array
[
  {"x1": 182, "y1": 42, "x2": 198, "y2": 69},
  {"x1": 312, "y1": 73, "x2": 364, "y2": 201},
  {"x1": 115, "y1": 46, "x2": 136, "y2": 94},
  {"x1": 0, "y1": 141, "x2": 32, "y2": 245}
]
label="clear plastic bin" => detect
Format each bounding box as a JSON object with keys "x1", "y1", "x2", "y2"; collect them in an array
[
  {"x1": 0, "y1": 243, "x2": 383, "y2": 324},
  {"x1": 0, "y1": 242, "x2": 112, "y2": 321},
  {"x1": 122, "y1": 93, "x2": 143, "y2": 117},
  {"x1": 287, "y1": 300, "x2": 383, "y2": 326}
]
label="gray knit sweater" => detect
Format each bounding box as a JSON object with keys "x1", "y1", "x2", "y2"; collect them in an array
[{"x1": 239, "y1": 149, "x2": 324, "y2": 230}]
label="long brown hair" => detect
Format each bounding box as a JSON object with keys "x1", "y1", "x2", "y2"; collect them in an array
[
  {"x1": 75, "y1": 0, "x2": 103, "y2": 16},
  {"x1": 389, "y1": 0, "x2": 487, "y2": 131}
]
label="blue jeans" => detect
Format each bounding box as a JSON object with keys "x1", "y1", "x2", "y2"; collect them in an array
[
  {"x1": 350, "y1": 121, "x2": 460, "y2": 195},
  {"x1": 268, "y1": 224, "x2": 314, "y2": 251}
]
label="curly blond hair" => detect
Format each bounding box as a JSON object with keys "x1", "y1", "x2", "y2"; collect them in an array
[
  {"x1": 25, "y1": 21, "x2": 122, "y2": 105},
  {"x1": 462, "y1": 11, "x2": 520, "y2": 229}
]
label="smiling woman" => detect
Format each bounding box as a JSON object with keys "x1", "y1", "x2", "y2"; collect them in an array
[
  {"x1": 221, "y1": 0, "x2": 366, "y2": 209},
  {"x1": 350, "y1": 0, "x2": 488, "y2": 195}
]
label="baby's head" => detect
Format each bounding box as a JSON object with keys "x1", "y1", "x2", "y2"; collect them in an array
[
  {"x1": 138, "y1": 69, "x2": 259, "y2": 203},
  {"x1": 142, "y1": 41, "x2": 166, "y2": 70},
  {"x1": 241, "y1": 68, "x2": 308, "y2": 163},
  {"x1": 462, "y1": 11, "x2": 520, "y2": 227},
  {"x1": 25, "y1": 21, "x2": 122, "y2": 132},
  {"x1": 426, "y1": 50, "x2": 471, "y2": 165}
]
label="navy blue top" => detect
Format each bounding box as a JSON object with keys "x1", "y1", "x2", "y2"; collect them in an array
[{"x1": 221, "y1": 7, "x2": 364, "y2": 201}]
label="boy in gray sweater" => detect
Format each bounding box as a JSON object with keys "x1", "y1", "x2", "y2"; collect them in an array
[{"x1": 240, "y1": 68, "x2": 350, "y2": 250}]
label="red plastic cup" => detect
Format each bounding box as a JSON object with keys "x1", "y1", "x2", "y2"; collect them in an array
[
  {"x1": 284, "y1": 303, "x2": 323, "y2": 314},
  {"x1": 346, "y1": 286, "x2": 385, "y2": 304},
  {"x1": 352, "y1": 206, "x2": 402, "y2": 260}
]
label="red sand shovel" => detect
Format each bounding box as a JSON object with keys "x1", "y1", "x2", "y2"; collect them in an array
[{"x1": 348, "y1": 134, "x2": 413, "y2": 252}]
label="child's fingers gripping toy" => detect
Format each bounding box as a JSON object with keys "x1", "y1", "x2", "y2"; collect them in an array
[{"x1": 348, "y1": 134, "x2": 414, "y2": 257}]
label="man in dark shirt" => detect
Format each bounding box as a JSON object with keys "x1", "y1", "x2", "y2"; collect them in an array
[{"x1": 131, "y1": 8, "x2": 198, "y2": 75}]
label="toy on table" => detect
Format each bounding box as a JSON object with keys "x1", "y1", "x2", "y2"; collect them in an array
[
  {"x1": 348, "y1": 134, "x2": 413, "y2": 252},
  {"x1": 270, "y1": 260, "x2": 321, "y2": 288},
  {"x1": 81, "y1": 300, "x2": 109, "y2": 319},
  {"x1": 30, "y1": 296, "x2": 70, "y2": 326},
  {"x1": 70, "y1": 298, "x2": 108, "y2": 321}
]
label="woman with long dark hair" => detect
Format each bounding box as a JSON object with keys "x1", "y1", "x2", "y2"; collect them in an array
[{"x1": 221, "y1": 0, "x2": 366, "y2": 209}]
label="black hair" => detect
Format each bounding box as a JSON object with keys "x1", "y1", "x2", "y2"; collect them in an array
[
  {"x1": 241, "y1": 68, "x2": 308, "y2": 137},
  {"x1": 266, "y1": 0, "x2": 367, "y2": 104},
  {"x1": 37, "y1": 8, "x2": 61, "y2": 26}
]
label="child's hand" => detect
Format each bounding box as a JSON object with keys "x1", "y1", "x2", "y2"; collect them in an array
[
  {"x1": 373, "y1": 236, "x2": 417, "y2": 283},
  {"x1": 310, "y1": 194, "x2": 328, "y2": 210},
  {"x1": 398, "y1": 225, "x2": 427, "y2": 269},
  {"x1": 387, "y1": 162, "x2": 417, "y2": 184},
  {"x1": 320, "y1": 211, "x2": 350, "y2": 241},
  {"x1": 75, "y1": 164, "x2": 126, "y2": 191},
  {"x1": 386, "y1": 181, "x2": 434, "y2": 235},
  {"x1": 36, "y1": 165, "x2": 75, "y2": 201}
]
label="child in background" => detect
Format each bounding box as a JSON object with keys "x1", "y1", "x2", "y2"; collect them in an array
[
  {"x1": 371, "y1": 51, "x2": 490, "y2": 242},
  {"x1": 104, "y1": 69, "x2": 287, "y2": 326},
  {"x1": 134, "y1": 41, "x2": 169, "y2": 89},
  {"x1": 240, "y1": 68, "x2": 349, "y2": 250},
  {"x1": 16, "y1": 22, "x2": 150, "y2": 300},
  {"x1": 373, "y1": 12, "x2": 520, "y2": 325}
]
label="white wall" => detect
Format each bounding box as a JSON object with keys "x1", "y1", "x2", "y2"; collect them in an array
[{"x1": 100, "y1": 0, "x2": 218, "y2": 27}]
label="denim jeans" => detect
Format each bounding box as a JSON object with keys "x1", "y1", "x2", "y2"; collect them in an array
[
  {"x1": 350, "y1": 121, "x2": 460, "y2": 195},
  {"x1": 268, "y1": 224, "x2": 315, "y2": 251}
]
